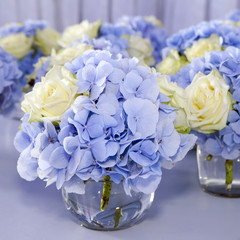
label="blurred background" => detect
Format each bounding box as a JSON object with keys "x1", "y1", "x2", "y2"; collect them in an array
[{"x1": 0, "y1": 0, "x2": 239, "y2": 34}]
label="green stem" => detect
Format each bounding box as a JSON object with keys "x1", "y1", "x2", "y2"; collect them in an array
[
  {"x1": 114, "y1": 207, "x2": 123, "y2": 228},
  {"x1": 206, "y1": 154, "x2": 213, "y2": 161},
  {"x1": 101, "y1": 175, "x2": 111, "y2": 211},
  {"x1": 225, "y1": 160, "x2": 233, "y2": 191}
]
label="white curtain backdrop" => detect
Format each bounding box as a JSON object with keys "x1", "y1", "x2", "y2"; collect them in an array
[{"x1": 0, "y1": 0, "x2": 239, "y2": 33}]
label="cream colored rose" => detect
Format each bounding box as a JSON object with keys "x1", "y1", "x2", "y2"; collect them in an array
[
  {"x1": 157, "y1": 75, "x2": 186, "y2": 108},
  {"x1": 123, "y1": 34, "x2": 155, "y2": 66},
  {"x1": 26, "y1": 42, "x2": 92, "y2": 86},
  {"x1": 35, "y1": 27, "x2": 61, "y2": 55},
  {"x1": 221, "y1": 20, "x2": 240, "y2": 27},
  {"x1": 184, "y1": 34, "x2": 222, "y2": 62},
  {"x1": 0, "y1": 33, "x2": 33, "y2": 59},
  {"x1": 22, "y1": 66, "x2": 78, "y2": 122},
  {"x1": 157, "y1": 75, "x2": 190, "y2": 133},
  {"x1": 185, "y1": 69, "x2": 232, "y2": 133},
  {"x1": 50, "y1": 42, "x2": 92, "y2": 66},
  {"x1": 58, "y1": 20, "x2": 101, "y2": 47},
  {"x1": 145, "y1": 16, "x2": 162, "y2": 27},
  {"x1": 156, "y1": 49, "x2": 189, "y2": 75}
]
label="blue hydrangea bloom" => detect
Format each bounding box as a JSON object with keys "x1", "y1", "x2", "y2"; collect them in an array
[
  {"x1": 15, "y1": 49, "x2": 196, "y2": 195},
  {"x1": 0, "y1": 20, "x2": 46, "y2": 37},
  {"x1": 100, "y1": 16, "x2": 168, "y2": 65},
  {"x1": 163, "y1": 20, "x2": 240, "y2": 59},
  {"x1": 0, "y1": 47, "x2": 25, "y2": 114},
  {"x1": 225, "y1": 10, "x2": 240, "y2": 22},
  {"x1": 14, "y1": 114, "x2": 44, "y2": 180},
  {"x1": 170, "y1": 46, "x2": 240, "y2": 159},
  {"x1": 19, "y1": 49, "x2": 44, "y2": 76}
]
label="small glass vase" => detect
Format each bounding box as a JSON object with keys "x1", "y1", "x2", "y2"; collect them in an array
[
  {"x1": 62, "y1": 178, "x2": 154, "y2": 230},
  {"x1": 197, "y1": 145, "x2": 240, "y2": 197}
]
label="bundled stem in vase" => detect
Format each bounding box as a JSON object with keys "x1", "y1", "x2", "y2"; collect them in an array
[
  {"x1": 101, "y1": 175, "x2": 112, "y2": 211},
  {"x1": 225, "y1": 160, "x2": 233, "y2": 190}
]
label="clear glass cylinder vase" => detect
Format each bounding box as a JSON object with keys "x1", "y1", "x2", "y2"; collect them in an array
[
  {"x1": 62, "y1": 179, "x2": 154, "y2": 230},
  {"x1": 197, "y1": 145, "x2": 240, "y2": 197}
]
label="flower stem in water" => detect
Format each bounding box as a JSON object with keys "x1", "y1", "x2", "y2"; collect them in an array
[
  {"x1": 101, "y1": 175, "x2": 111, "y2": 211},
  {"x1": 206, "y1": 154, "x2": 212, "y2": 161},
  {"x1": 225, "y1": 160, "x2": 233, "y2": 190},
  {"x1": 114, "y1": 207, "x2": 123, "y2": 228}
]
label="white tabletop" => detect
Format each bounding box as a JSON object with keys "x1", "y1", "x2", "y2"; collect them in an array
[{"x1": 0, "y1": 116, "x2": 240, "y2": 240}]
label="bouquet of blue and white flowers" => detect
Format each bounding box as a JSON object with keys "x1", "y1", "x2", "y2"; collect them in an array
[
  {"x1": 0, "y1": 20, "x2": 60, "y2": 115},
  {"x1": 158, "y1": 46, "x2": 240, "y2": 189},
  {"x1": 0, "y1": 20, "x2": 60, "y2": 75},
  {"x1": 55, "y1": 16, "x2": 167, "y2": 67},
  {"x1": 30, "y1": 16, "x2": 168, "y2": 91},
  {"x1": 100, "y1": 15, "x2": 168, "y2": 66},
  {"x1": 157, "y1": 19, "x2": 240, "y2": 75},
  {"x1": 14, "y1": 49, "x2": 196, "y2": 197}
]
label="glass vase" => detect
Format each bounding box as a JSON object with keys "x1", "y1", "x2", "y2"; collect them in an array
[
  {"x1": 197, "y1": 145, "x2": 240, "y2": 197},
  {"x1": 62, "y1": 178, "x2": 154, "y2": 230}
]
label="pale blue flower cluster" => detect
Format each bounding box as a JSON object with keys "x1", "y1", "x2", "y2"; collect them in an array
[
  {"x1": 19, "y1": 49, "x2": 44, "y2": 76},
  {"x1": 163, "y1": 20, "x2": 240, "y2": 57},
  {"x1": 100, "y1": 16, "x2": 168, "y2": 64},
  {"x1": 0, "y1": 47, "x2": 24, "y2": 114},
  {"x1": 0, "y1": 20, "x2": 46, "y2": 37},
  {"x1": 81, "y1": 35, "x2": 129, "y2": 59},
  {"x1": 170, "y1": 47, "x2": 240, "y2": 159},
  {"x1": 14, "y1": 50, "x2": 196, "y2": 195},
  {"x1": 225, "y1": 10, "x2": 240, "y2": 22}
]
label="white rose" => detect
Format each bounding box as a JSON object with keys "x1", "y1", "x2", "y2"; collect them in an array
[
  {"x1": 50, "y1": 42, "x2": 92, "y2": 66},
  {"x1": 157, "y1": 75, "x2": 186, "y2": 108},
  {"x1": 145, "y1": 16, "x2": 162, "y2": 27},
  {"x1": 0, "y1": 33, "x2": 33, "y2": 59},
  {"x1": 185, "y1": 69, "x2": 232, "y2": 133},
  {"x1": 58, "y1": 20, "x2": 101, "y2": 47},
  {"x1": 222, "y1": 20, "x2": 240, "y2": 27},
  {"x1": 157, "y1": 75, "x2": 190, "y2": 133},
  {"x1": 184, "y1": 34, "x2": 222, "y2": 62},
  {"x1": 35, "y1": 27, "x2": 60, "y2": 55},
  {"x1": 156, "y1": 49, "x2": 189, "y2": 75},
  {"x1": 22, "y1": 66, "x2": 78, "y2": 122},
  {"x1": 123, "y1": 34, "x2": 155, "y2": 66}
]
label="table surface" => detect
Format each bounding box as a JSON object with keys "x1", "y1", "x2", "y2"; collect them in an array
[{"x1": 0, "y1": 116, "x2": 240, "y2": 240}]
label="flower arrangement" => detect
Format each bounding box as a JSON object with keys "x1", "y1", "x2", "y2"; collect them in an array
[
  {"x1": 14, "y1": 49, "x2": 196, "y2": 199},
  {"x1": 0, "y1": 20, "x2": 60, "y2": 75},
  {"x1": 158, "y1": 46, "x2": 240, "y2": 190},
  {"x1": 0, "y1": 20, "x2": 60, "y2": 115},
  {"x1": 157, "y1": 20, "x2": 240, "y2": 75},
  {"x1": 100, "y1": 16, "x2": 168, "y2": 66},
  {"x1": 30, "y1": 16, "x2": 168, "y2": 89}
]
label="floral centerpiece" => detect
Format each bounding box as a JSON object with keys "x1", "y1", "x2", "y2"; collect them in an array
[
  {"x1": 157, "y1": 20, "x2": 240, "y2": 75},
  {"x1": 100, "y1": 15, "x2": 168, "y2": 66},
  {"x1": 30, "y1": 16, "x2": 168, "y2": 87},
  {"x1": 0, "y1": 20, "x2": 60, "y2": 116},
  {"x1": 14, "y1": 49, "x2": 196, "y2": 229},
  {"x1": 157, "y1": 46, "x2": 240, "y2": 196}
]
